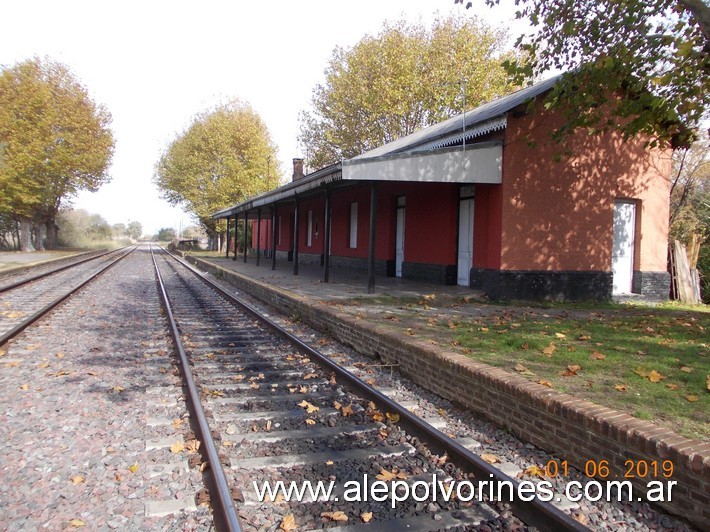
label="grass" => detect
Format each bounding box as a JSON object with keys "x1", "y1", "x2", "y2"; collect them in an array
[
  {"x1": 441, "y1": 305, "x2": 710, "y2": 440},
  {"x1": 335, "y1": 296, "x2": 709, "y2": 440}
]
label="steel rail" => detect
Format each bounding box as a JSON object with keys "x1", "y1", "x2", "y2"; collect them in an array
[
  {"x1": 166, "y1": 248, "x2": 590, "y2": 532},
  {"x1": 149, "y1": 245, "x2": 242, "y2": 532},
  {"x1": 0, "y1": 246, "x2": 137, "y2": 347},
  {"x1": 0, "y1": 247, "x2": 130, "y2": 293}
]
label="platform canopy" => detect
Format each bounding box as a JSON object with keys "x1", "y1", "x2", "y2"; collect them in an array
[{"x1": 213, "y1": 75, "x2": 560, "y2": 220}]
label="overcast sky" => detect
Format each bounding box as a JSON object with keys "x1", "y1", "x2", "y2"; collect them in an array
[{"x1": 1, "y1": 0, "x2": 524, "y2": 235}]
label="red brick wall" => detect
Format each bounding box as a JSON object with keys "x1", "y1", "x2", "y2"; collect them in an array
[{"x1": 501, "y1": 107, "x2": 672, "y2": 273}]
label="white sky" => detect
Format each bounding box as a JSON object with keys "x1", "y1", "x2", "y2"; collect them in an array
[{"x1": 1, "y1": 0, "x2": 524, "y2": 236}]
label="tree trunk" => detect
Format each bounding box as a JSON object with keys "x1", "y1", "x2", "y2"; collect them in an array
[
  {"x1": 35, "y1": 222, "x2": 46, "y2": 251},
  {"x1": 18, "y1": 217, "x2": 35, "y2": 252},
  {"x1": 45, "y1": 219, "x2": 58, "y2": 249}
]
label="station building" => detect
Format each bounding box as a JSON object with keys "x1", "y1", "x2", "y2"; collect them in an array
[{"x1": 213, "y1": 76, "x2": 672, "y2": 301}]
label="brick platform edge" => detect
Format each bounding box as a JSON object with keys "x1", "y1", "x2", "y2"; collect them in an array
[{"x1": 186, "y1": 255, "x2": 709, "y2": 528}]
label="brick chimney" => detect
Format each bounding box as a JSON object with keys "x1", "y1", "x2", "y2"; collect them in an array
[{"x1": 292, "y1": 158, "x2": 304, "y2": 181}]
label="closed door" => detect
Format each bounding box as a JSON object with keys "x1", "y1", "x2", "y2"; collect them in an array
[
  {"x1": 457, "y1": 198, "x2": 474, "y2": 286},
  {"x1": 395, "y1": 197, "x2": 405, "y2": 277},
  {"x1": 612, "y1": 201, "x2": 636, "y2": 294}
]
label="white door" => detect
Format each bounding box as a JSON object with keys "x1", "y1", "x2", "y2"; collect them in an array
[
  {"x1": 612, "y1": 201, "x2": 636, "y2": 294},
  {"x1": 395, "y1": 197, "x2": 405, "y2": 277},
  {"x1": 457, "y1": 197, "x2": 474, "y2": 286}
]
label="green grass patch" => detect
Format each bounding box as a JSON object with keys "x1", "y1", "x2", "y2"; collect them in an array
[{"x1": 449, "y1": 307, "x2": 709, "y2": 440}]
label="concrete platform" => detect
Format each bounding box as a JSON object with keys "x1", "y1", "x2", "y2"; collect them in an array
[{"x1": 188, "y1": 252, "x2": 481, "y2": 303}]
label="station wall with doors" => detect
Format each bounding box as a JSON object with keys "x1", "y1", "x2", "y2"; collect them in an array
[{"x1": 223, "y1": 76, "x2": 672, "y2": 301}]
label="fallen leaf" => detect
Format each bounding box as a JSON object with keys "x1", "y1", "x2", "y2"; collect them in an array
[
  {"x1": 590, "y1": 351, "x2": 606, "y2": 360},
  {"x1": 385, "y1": 412, "x2": 400, "y2": 423},
  {"x1": 305, "y1": 418, "x2": 316, "y2": 425},
  {"x1": 321, "y1": 511, "x2": 348, "y2": 522},
  {"x1": 280, "y1": 514, "x2": 297, "y2": 531},
  {"x1": 20, "y1": 383, "x2": 29, "y2": 390},
  {"x1": 634, "y1": 368, "x2": 649, "y2": 378},
  {"x1": 113, "y1": 386, "x2": 125, "y2": 393},
  {"x1": 447, "y1": 321, "x2": 458, "y2": 329},
  {"x1": 514, "y1": 363, "x2": 528, "y2": 373},
  {"x1": 69, "y1": 519, "x2": 85, "y2": 528},
  {"x1": 341, "y1": 404, "x2": 354, "y2": 417},
  {"x1": 249, "y1": 382, "x2": 260, "y2": 390},
  {"x1": 361, "y1": 512, "x2": 373, "y2": 523},
  {"x1": 333, "y1": 401, "x2": 342, "y2": 410},
  {"x1": 680, "y1": 366, "x2": 693, "y2": 373},
  {"x1": 480, "y1": 453, "x2": 500, "y2": 464},
  {"x1": 298, "y1": 385, "x2": 309, "y2": 394},
  {"x1": 555, "y1": 333, "x2": 567, "y2": 339},
  {"x1": 666, "y1": 383, "x2": 679, "y2": 390},
  {"x1": 325, "y1": 460, "x2": 334, "y2": 465},
  {"x1": 578, "y1": 335, "x2": 592, "y2": 341},
  {"x1": 614, "y1": 384, "x2": 627, "y2": 392},
  {"x1": 303, "y1": 373, "x2": 318, "y2": 380},
  {"x1": 522, "y1": 465, "x2": 546, "y2": 478},
  {"x1": 297, "y1": 400, "x2": 319, "y2": 414},
  {"x1": 196, "y1": 489, "x2": 210, "y2": 506},
  {"x1": 648, "y1": 370, "x2": 665, "y2": 383},
  {"x1": 542, "y1": 343, "x2": 556, "y2": 356},
  {"x1": 685, "y1": 395, "x2": 699, "y2": 402},
  {"x1": 172, "y1": 418, "x2": 184, "y2": 429},
  {"x1": 376, "y1": 469, "x2": 407, "y2": 481},
  {"x1": 706, "y1": 375, "x2": 710, "y2": 391},
  {"x1": 71, "y1": 475, "x2": 85, "y2": 484},
  {"x1": 129, "y1": 462, "x2": 139, "y2": 473},
  {"x1": 170, "y1": 442, "x2": 185, "y2": 454},
  {"x1": 538, "y1": 379, "x2": 553, "y2": 388},
  {"x1": 560, "y1": 364, "x2": 581, "y2": 377},
  {"x1": 574, "y1": 513, "x2": 589, "y2": 525},
  {"x1": 55, "y1": 352, "x2": 65, "y2": 359}
]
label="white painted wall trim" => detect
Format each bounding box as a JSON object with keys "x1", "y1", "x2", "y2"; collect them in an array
[{"x1": 342, "y1": 143, "x2": 502, "y2": 184}]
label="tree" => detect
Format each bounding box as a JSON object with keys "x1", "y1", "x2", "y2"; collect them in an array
[
  {"x1": 56, "y1": 209, "x2": 111, "y2": 247},
  {"x1": 154, "y1": 100, "x2": 280, "y2": 249},
  {"x1": 126, "y1": 221, "x2": 142, "y2": 240},
  {"x1": 0, "y1": 57, "x2": 114, "y2": 251},
  {"x1": 472, "y1": 0, "x2": 709, "y2": 147},
  {"x1": 157, "y1": 227, "x2": 176, "y2": 241},
  {"x1": 111, "y1": 223, "x2": 126, "y2": 238},
  {"x1": 298, "y1": 15, "x2": 520, "y2": 168}
]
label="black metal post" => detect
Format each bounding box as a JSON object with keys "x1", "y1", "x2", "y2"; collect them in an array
[
  {"x1": 232, "y1": 214, "x2": 238, "y2": 261},
  {"x1": 271, "y1": 206, "x2": 277, "y2": 270},
  {"x1": 243, "y1": 211, "x2": 248, "y2": 263},
  {"x1": 256, "y1": 208, "x2": 261, "y2": 267},
  {"x1": 293, "y1": 197, "x2": 299, "y2": 275},
  {"x1": 323, "y1": 189, "x2": 331, "y2": 283},
  {"x1": 225, "y1": 216, "x2": 230, "y2": 259},
  {"x1": 367, "y1": 182, "x2": 377, "y2": 293}
]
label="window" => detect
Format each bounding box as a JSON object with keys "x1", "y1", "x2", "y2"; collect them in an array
[
  {"x1": 307, "y1": 210, "x2": 313, "y2": 247},
  {"x1": 349, "y1": 202, "x2": 358, "y2": 248}
]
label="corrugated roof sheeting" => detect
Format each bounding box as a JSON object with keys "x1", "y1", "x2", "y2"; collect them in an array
[{"x1": 351, "y1": 75, "x2": 560, "y2": 160}]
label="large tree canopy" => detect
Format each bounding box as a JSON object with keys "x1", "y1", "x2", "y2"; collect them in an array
[
  {"x1": 471, "y1": 0, "x2": 710, "y2": 147},
  {"x1": 299, "y1": 15, "x2": 520, "y2": 168},
  {"x1": 154, "y1": 100, "x2": 279, "y2": 245},
  {"x1": 0, "y1": 57, "x2": 114, "y2": 250}
]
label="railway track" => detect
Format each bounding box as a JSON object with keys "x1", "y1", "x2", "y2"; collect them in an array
[
  {"x1": 152, "y1": 246, "x2": 588, "y2": 531},
  {"x1": 0, "y1": 246, "x2": 135, "y2": 345}
]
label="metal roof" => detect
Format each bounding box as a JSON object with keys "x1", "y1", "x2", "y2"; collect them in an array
[
  {"x1": 352, "y1": 75, "x2": 561, "y2": 160},
  {"x1": 212, "y1": 163, "x2": 342, "y2": 219},
  {"x1": 212, "y1": 75, "x2": 560, "y2": 219}
]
